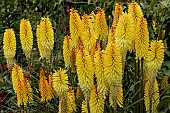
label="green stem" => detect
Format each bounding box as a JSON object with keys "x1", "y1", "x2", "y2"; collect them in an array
[
  {"x1": 87, "y1": 98, "x2": 90, "y2": 113},
  {"x1": 126, "y1": 98, "x2": 144, "y2": 110},
  {"x1": 69, "y1": 65, "x2": 74, "y2": 88},
  {"x1": 100, "y1": 40, "x2": 103, "y2": 50},
  {"x1": 104, "y1": 96, "x2": 110, "y2": 113},
  {"x1": 100, "y1": 40, "x2": 105, "y2": 50},
  {"x1": 134, "y1": 55, "x2": 137, "y2": 113},
  {"x1": 26, "y1": 102, "x2": 30, "y2": 113},
  {"x1": 49, "y1": 51, "x2": 53, "y2": 73},
  {"x1": 149, "y1": 76, "x2": 155, "y2": 113},
  {"x1": 53, "y1": 99, "x2": 56, "y2": 113},
  {"x1": 113, "y1": 108, "x2": 115, "y2": 113},
  {"x1": 44, "y1": 102, "x2": 49, "y2": 113},
  {"x1": 149, "y1": 99, "x2": 152, "y2": 113},
  {"x1": 122, "y1": 52, "x2": 127, "y2": 77},
  {"x1": 20, "y1": 105, "x2": 24, "y2": 113},
  {"x1": 140, "y1": 58, "x2": 144, "y2": 113},
  {"x1": 137, "y1": 60, "x2": 140, "y2": 113},
  {"x1": 31, "y1": 73, "x2": 37, "y2": 96},
  {"x1": 121, "y1": 103, "x2": 124, "y2": 113},
  {"x1": 121, "y1": 53, "x2": 126, "y2": 113}
]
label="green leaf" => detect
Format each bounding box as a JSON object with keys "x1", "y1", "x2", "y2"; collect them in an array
[
  {"x1": 163, "y1": 61, "x2": 170, "y2": 69},
  {"x1": 161, "y1": 95, "x2": 170, "y2": 100},
  {"x1": 88, "y1": 0, "x2": 92, "y2": 5},
  {"x1": 164, "y1": 70, "x2": 170, "y2": 76},
  {"x1": 150, "y1": 0, "x2": 159, "y2": 9},
  {"x1": 57, "y1": 0, "x2": 63, "y2": 5}
]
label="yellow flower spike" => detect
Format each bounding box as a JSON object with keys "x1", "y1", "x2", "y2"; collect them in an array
[
  {"x1": 39, "y1": 69, "x2": 52, "y2": 102},
  {"x1": 63, "y1": 36, "x2": 73, "y2": 68},
  {"x1": 94, "y1": 50, "x2": 109, "y2": 97},
  {"x1": 39, "y1": 17, "x2": 54, "y2": 61},
  {"x1": 70, "y1": 49, "x2": 76, "y2": 72},
  {"x1": 112, "y1": 3, "x2": 123, "y2": 28},
  {"x1": 67, "y1": 88, "x2": 76, "y2": 113},
  {"x1": 90, "y1": 42, "x2": 100, "y2": 57},
  {"x1": 145, "y1": 40, "x2": 164, "y2": 73},
  {"x1": 104, "y1": 43, "x2": 122, "y2": 83},
  {"x1": 115, "y1": 12, "x2": 135, "y2": 55},
  {"x1": 109, "y1": 83, "x2": 123, "y2": 108},
  {"x1": 89, "y1": 11, "x2": 96, "y2": 30},
  {"x1": 48, "y1": 73, "x2": 56, "y2": 97},
  {"x1": 21, "y1": 78, "x2": 33, "y2": 105},
  {"x1": 52, "y1": 68, "x2": 68, "y2": 96},
  {"x1": 25, "y1": 79, "x2": 33, "y2": 102},
  {"x1": 59, "y1": 91, "x2": 68, "y2": 113},
  {"x1": 95, "y1": 9, "x2": 108, "y2": 41},
  {"x1": 3, "y1": 29, "x2": 16, "y2": 68},
  {"x1": 89, "y1": 85, "x2": 104, "y2": 113},
  {"x1": 36, "y1": 25, "x2": 45, "y2": 58},
  {"x1": 81, "y1": 101, "x2": 88, "y2": 113},
  {"x1": 128, "y1": 2, "x2": 143, "y2": 52},
  {"x1": 161, "y1": 75, "x2": 169, "y2": 88},
  {"x1": 75, "y1": 37, "x2": 84, "y2": 52},
  {"x1": 108, "y1": 26, "x2": 116, "y2": 44},
  {"x1": 144, "y1": 77, "x2": 160, "y2": 113},
  {"x1": 16, "y1": 79, "x2": 24, "y2": 106},
  {"x1": 76, "y1": 48, "x2": 94, "y2": 98},
  {"x1": 12, "y1": 64, "x2": 25, "y2": 92},
  {"x1": 135, "y1": 17, "x2": 149, "y2": 60},
  {"x1": 20, "y1": 19, "x2": 33, "y2": 59},
  {"x1": 128, "y1": 2, "x2": 143, "y2": 25},
  {"x1": 104, "y1": 43, "x2": 123, "y2": 108},
  {"x1": 90, "y1": 42, "x2": 101, "y2": 65},
  {"x1": 39, "y1": 17, "x2": 54, "y2": 50},
  {"x1": 12, "y1": 69, "x2": 33, "y2": 106},
  {"x1": 82, "y1": 14, "x2": 97, "y2": 51},
  {"x1": 69, "y1": 9, "x2": 83, "y2": 44},
  {"x1": 59, "y1": 89, "x2": 76, "y2": 113}
]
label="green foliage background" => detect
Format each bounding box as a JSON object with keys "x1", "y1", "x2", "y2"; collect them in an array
[{"x1": 0, "y1": 0, "x2": 170, "y2": 113}]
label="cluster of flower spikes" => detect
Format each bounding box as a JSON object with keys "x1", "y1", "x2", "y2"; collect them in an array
[
  {"x1": 127, "y1": 2, "x2": 165, "y2": 112},
  {"x1": 52, "y1": 69, "x2": 76, "y2": 113},
  {"x1": 107, "y1": 2, "x2": 135, "y2": 108},
  {"x1": 75, "y1": 44, "x2": 94, "y2": 99},
  {"x1": 58, "y1": 88, "x2": 76, "y2": 113},
  {"x1": 11, "y1": 64, "x2": 33, "y2": 106},
  {"x1": 3, "y1": 17, "x2": 54, "y2": 68},
  {"x1": 66, "y1": 2, "x2": 165, "y2": 113},
  {"x1": 89, "y1": 85, "x2": 105, "y2": 113},
  {"x1": 64, "y1": 5, "x2": 125, "y2": 112},
  {"x1": 115, "y1": 12, "x2": 134, "y2": 62},
  {"x1": 3, "y1": 19, "x2": 34, "y2": 69},
  {"x1": 2, "y1": 1, "x2": 164, "y2": 113},
  {"x1": 39, "y1": 69, "x2": 55, "y2": 102},
  {"x1": 144, "y1": 40, "x2": 164, "y2": 113},
  {"x1": 104, "y1": 43, "x2": 123, "y2": 108},
  {"x1": 63, "y1": 36, "x2": 76, "y2": 72},
  {"x1": 67, "y1": 8, "x2": 109, "y2": 112},
  {"x1": 128, "y1": 1, "x2": 144, "y2": 52},
  {"x1": 94, "y1": 50, "x2": 109, "y2": 97},
  {"x1": 81, "y1": 14, "x2": 98, "y2": 51}
]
